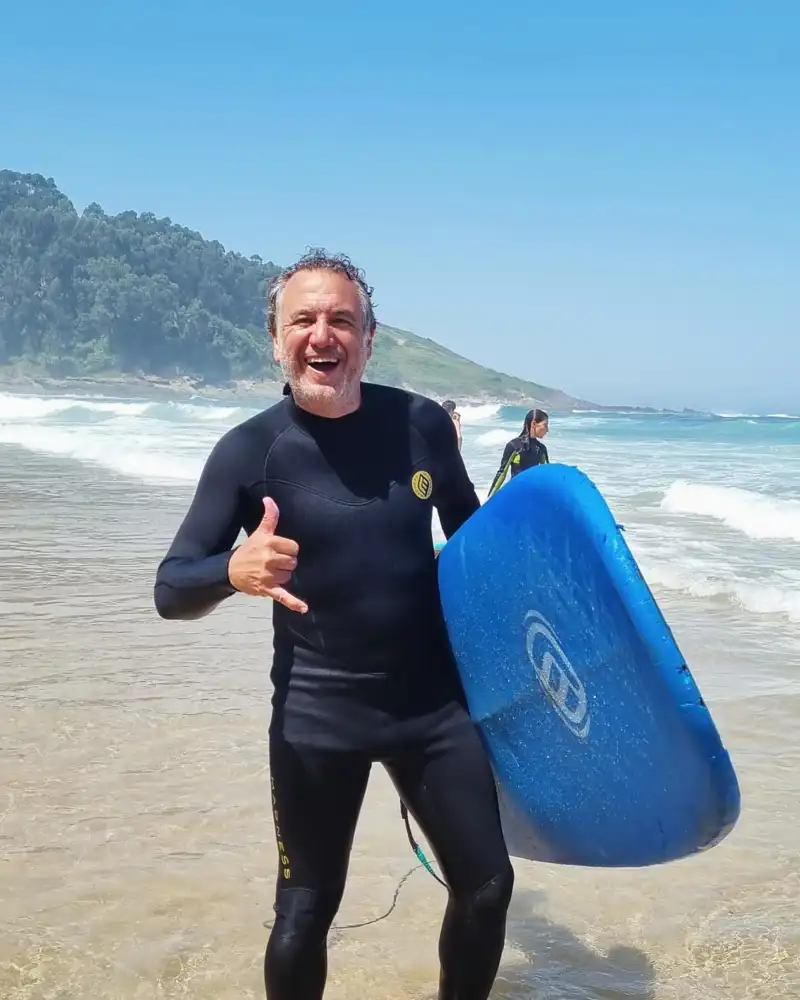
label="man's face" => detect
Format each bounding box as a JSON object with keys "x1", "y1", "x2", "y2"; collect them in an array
[{"x1": 272, "y1": 269, "x2": 374, "y2": 417}]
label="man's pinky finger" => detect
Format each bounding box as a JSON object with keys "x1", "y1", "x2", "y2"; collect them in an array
[{"x1": 265, "y1": 586, "x2": 308, "y2": 615}]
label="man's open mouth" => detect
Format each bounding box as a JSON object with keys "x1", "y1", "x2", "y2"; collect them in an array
[{"x1": 305, "y1": 358, "x2": 341, "y2": 372}]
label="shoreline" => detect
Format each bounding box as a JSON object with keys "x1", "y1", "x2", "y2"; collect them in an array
[
  {"x1": 0, "y1": 369, "x2": 544, "y2": 408},
  {"x1": 0, "y1": 369, "x2": 286, "y2": 404},
  {"x1": 0, "y1": 368, "x2": 700, "y2": 416}
]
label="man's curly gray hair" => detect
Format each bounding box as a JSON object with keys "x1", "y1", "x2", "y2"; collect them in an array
[{"x1": 267, "y1": 248, "x2": 376, "y2": 336}]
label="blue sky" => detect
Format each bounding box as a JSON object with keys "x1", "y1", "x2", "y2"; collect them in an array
[{"x1": 2, "y1": 1, "x2": 798, "y2": 412}]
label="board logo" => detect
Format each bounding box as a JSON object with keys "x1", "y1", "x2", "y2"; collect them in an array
[
  {"x1": 524, "y1": 611, "x2": 591, "y2": 740},
  {"x1": 411, "y1": 470, "x2": 433, "y2": 500}
]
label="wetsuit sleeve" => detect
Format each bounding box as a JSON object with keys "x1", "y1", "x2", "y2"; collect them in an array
[
  {"x1": 488, "y1": 441, "x2": 516, "y2": 497},
  {"x1": 153, "y1": 431, "x2": 249, "y2": 620},
  {"x1": 425, "y1": 404, "x2": 480, "y2": 537}
]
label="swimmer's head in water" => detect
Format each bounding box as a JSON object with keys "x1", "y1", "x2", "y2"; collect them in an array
[
  {"x1": 268, "y1": 249, "x2": 376, "y2": 418},
  {"x1": 442, "y1": 400, "x2": 457, "y2": 416}
]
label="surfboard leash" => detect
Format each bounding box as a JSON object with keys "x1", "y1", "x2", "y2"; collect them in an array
[
  {"x1": 399, "y1": 801, "x2": 448, "y2": 888},
  {"x1": 262, "y1": 803, "x2": 446, "y2": 935},
  {"x1": 326, "y1": 804, "x2": 447, "y2": 929},
  {"x1": 262, "y1": 863, "x2": 423, "y2": 932}
]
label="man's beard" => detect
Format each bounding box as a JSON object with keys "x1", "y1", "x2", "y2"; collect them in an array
[{"x1": 278, "y1": 353, "x2": 364, "y2": 416}]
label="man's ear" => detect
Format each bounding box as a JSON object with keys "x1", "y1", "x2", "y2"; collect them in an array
[{"x1": 365, "y1": 323, "x2": 376, "y2": 360}]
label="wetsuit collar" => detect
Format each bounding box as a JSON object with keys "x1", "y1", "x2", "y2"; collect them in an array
[{"x1": 283, "y1": 382, "x2": 370, "y2": 428}]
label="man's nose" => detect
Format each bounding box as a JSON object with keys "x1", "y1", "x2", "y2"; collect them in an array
[{"x1": 308, "y1": 317, "x2": 333, "y2": 346}]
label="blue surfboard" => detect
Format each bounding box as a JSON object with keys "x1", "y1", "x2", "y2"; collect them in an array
[{"x1": 436, "y1": 464, "x2": 740, "y2": 868}]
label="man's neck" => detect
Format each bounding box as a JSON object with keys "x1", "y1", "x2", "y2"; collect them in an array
[{"x1": 289, "y1": 385, "x2": 363, "y2": 420}]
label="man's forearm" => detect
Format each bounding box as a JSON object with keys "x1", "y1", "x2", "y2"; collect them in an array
[{"x1": 154, "y1": 550, "x2": 238, "y2": 620}]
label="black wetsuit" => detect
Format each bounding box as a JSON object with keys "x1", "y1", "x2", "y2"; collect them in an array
[
  {"x1": 154, "y1": 382, "x2": 513, "y2": 1000},
  {"x1": 488, "y1": 434, "x2": 549, "y2": 496}
]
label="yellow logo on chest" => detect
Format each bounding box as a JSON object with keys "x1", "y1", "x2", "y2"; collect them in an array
[{"x1": 411, "y1": 470, "x2": 433, "y2": 500}]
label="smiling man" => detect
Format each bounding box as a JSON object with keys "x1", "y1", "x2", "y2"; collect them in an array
[{"x1": 153, "y1": 249, "x2": 513, "y2": 1000}]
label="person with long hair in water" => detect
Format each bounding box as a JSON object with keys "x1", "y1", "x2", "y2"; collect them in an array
[{"x1": 487, "y1": 408, "x2": 549, "y2": 498}]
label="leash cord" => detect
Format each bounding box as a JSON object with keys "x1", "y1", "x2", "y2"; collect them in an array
[{"x1": 262, "y1": 800, "x2": 447, "y2": 933}]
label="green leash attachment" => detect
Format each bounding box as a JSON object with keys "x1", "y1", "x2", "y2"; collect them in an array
[{"x1": 399, "y1": 801, "x2": 448, "y2": 888}]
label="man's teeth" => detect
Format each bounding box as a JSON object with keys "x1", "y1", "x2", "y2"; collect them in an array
[{"x1": 306, "y1": 358, "x2": 339, "y2": 369}]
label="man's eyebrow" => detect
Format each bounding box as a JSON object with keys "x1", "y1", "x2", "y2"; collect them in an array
[
  {"x1": 286, "y1": 307, "x2": 314, "y2": 322},
  {"x1": 287, "y1": 306, "x2": 359, "y2": 323}
]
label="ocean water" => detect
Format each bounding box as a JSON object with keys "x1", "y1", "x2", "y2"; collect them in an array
[{"x1": 1, "y1": 388, "x2": 798, "y2": 998}]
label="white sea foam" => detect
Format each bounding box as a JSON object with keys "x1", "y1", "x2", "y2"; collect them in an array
[
  {"x1": 0, "y1": 392, "x2": 150, "y2": 420},
  {"x1": 474, "y1": 429, "x2": 510, "y2": 447},
  {"x1": 641, "y1": 559, "x2": 800, "y2": 623},
  {"x1": 0, "y1": 422, "x2": 205, "y2": 481},
  {"x1": 661, "y1": 481, "x2": 800, "y2": 543},
  {"x1": 0, "y1": 392, "x2": 249, "y2": 425},
  {"x1": 456, "y1": 403, "x2": 501, "y2": 423},
  {"x1": 173, "y1": 403, "x2": 241, "y2": 421}
]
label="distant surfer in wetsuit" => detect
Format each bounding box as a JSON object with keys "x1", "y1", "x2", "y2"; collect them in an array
[
  {"x1": 487, "y1": 407, "x2": 549, "y2": 497},
  {"x1": 153, "y1": 249, "x2": 513, "y2": 1000},
  {"x1": 441, "y1": 399, "x2": 462, "y2": 450}
]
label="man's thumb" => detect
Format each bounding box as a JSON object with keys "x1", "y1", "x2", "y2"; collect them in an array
[{"x1": 260, "y1": 496, "x2": 279, "y2": 534}]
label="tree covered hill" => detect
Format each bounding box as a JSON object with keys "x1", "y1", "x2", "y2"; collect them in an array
[{"x1": 0, "y1": 170, "x2": 589, "y2": 406}]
